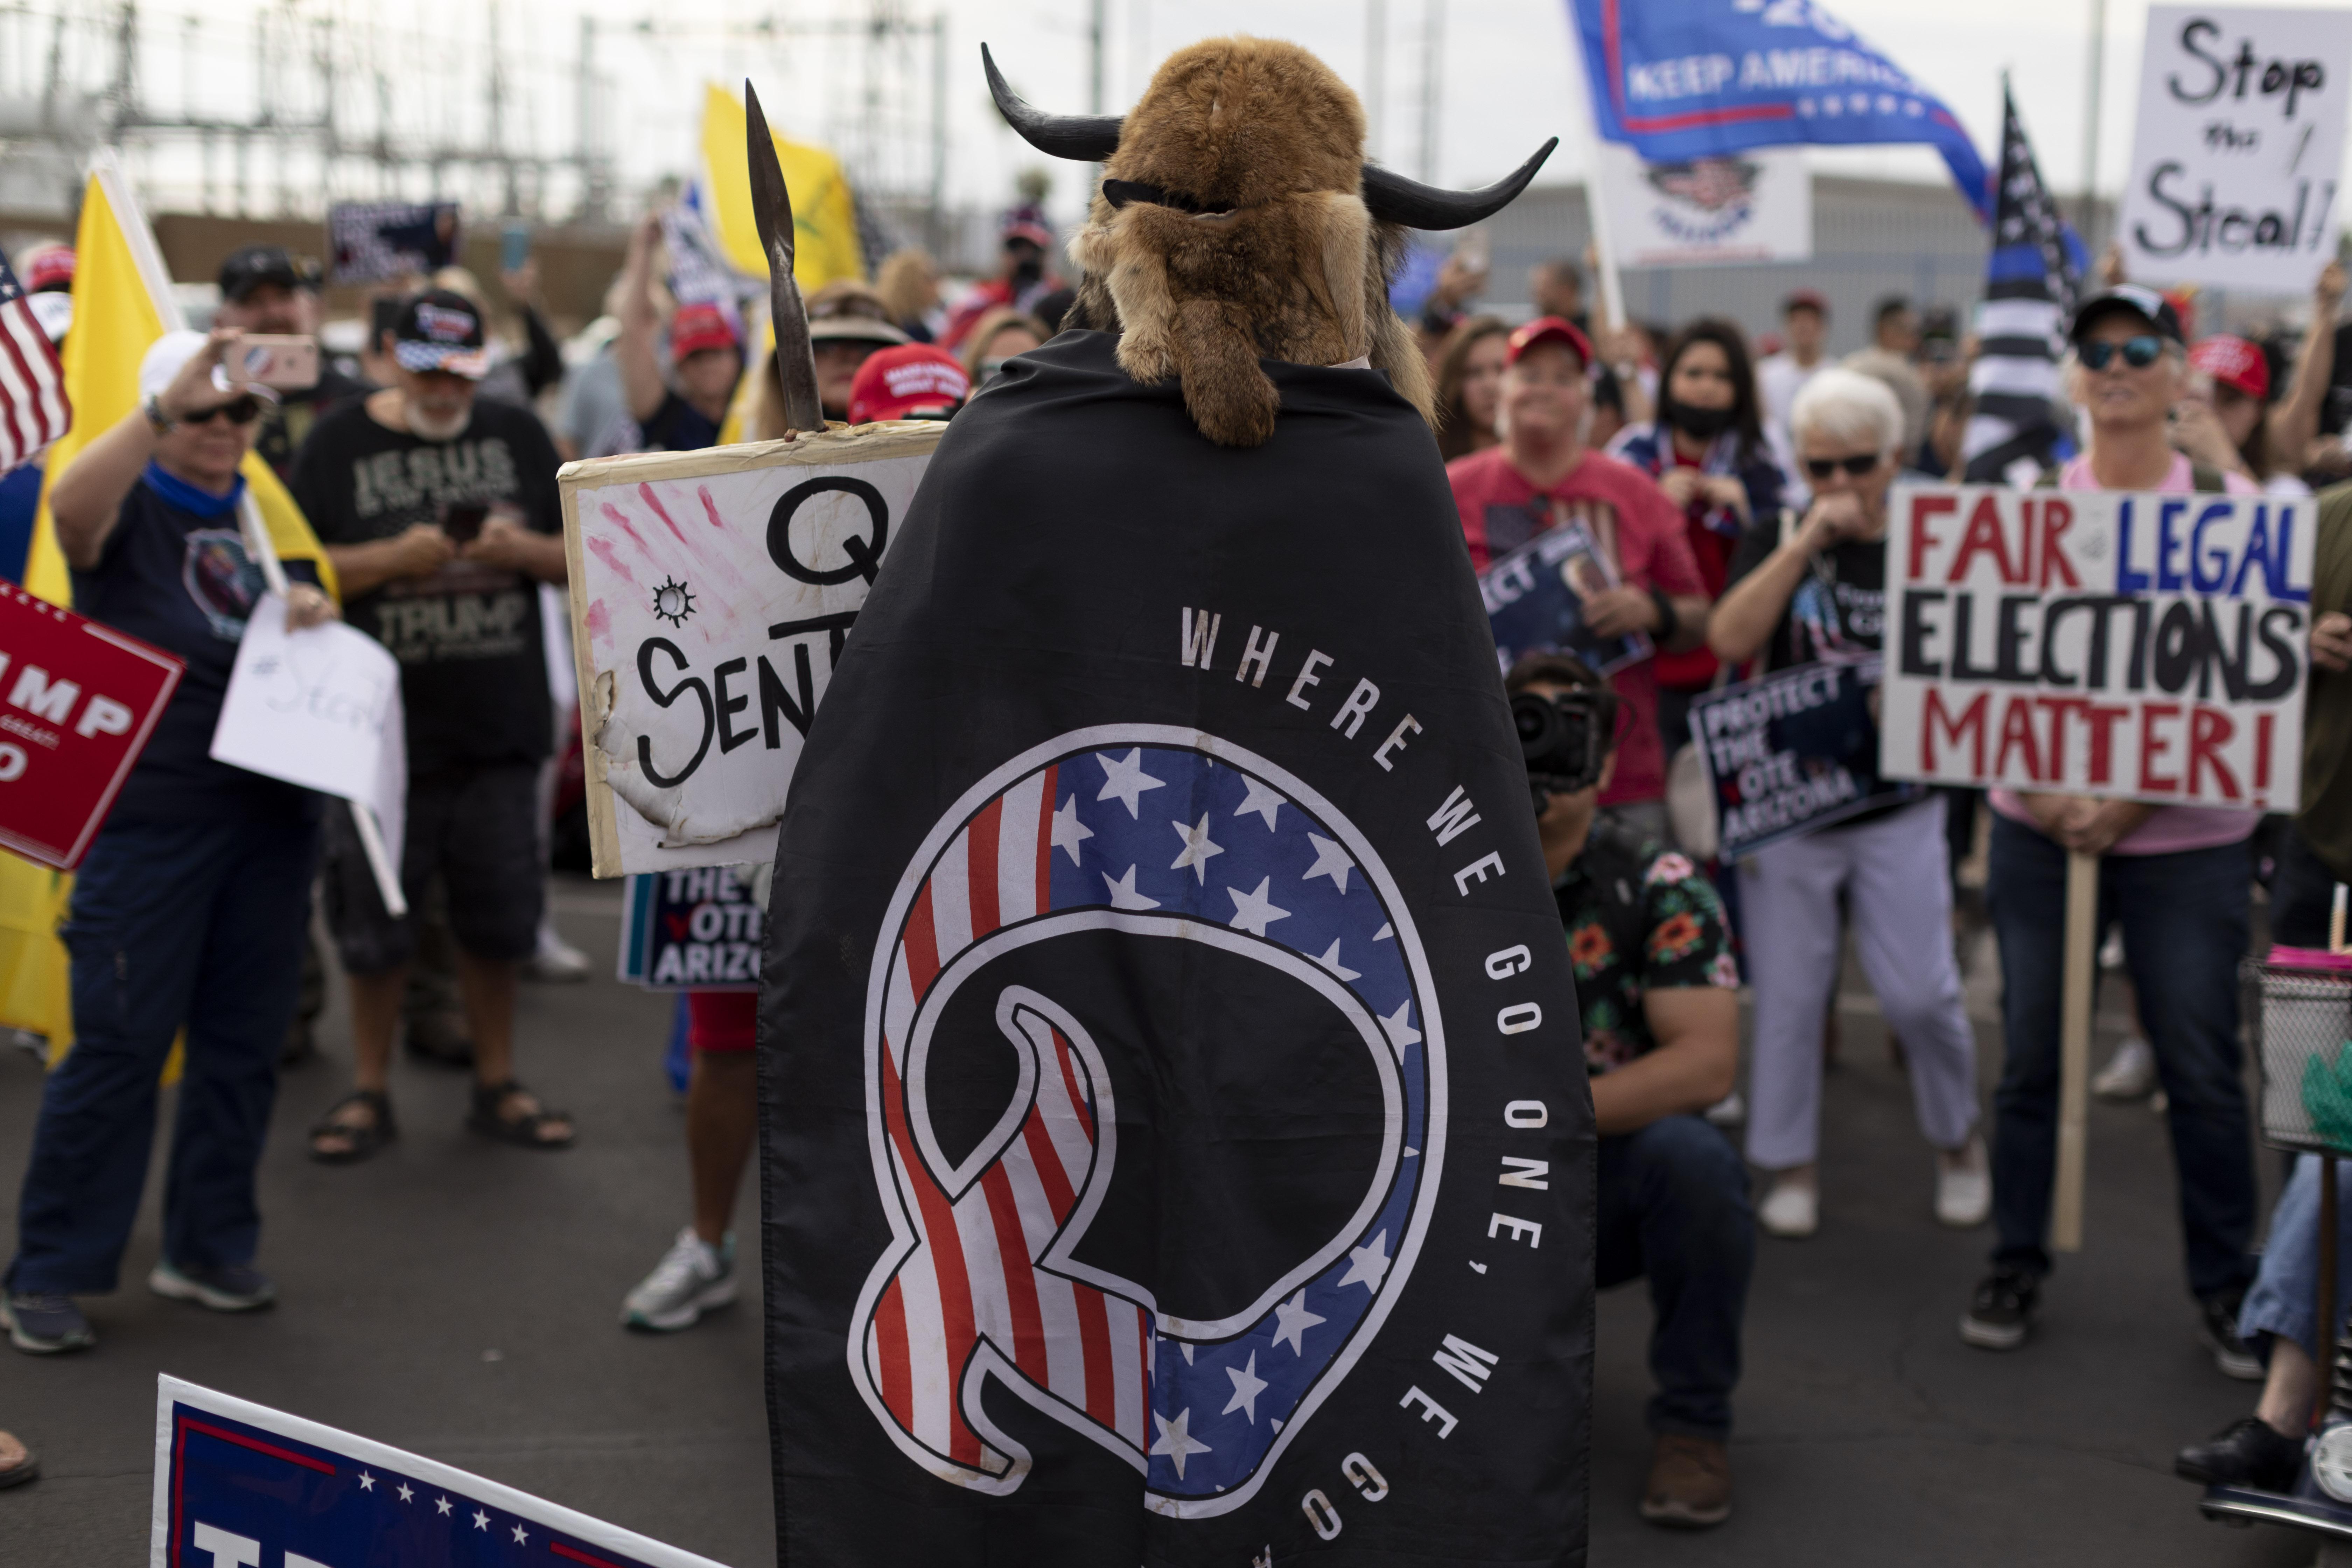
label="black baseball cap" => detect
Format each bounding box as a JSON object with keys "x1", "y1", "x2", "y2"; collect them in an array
[
  {"x1": 219, "y1": 244, "x2": 322, "y2": 301},
  {"x1": 392, "y1": 288, "x2": 490, "y2": 379},
  {"x1": 2068, "y1": 285, "x2": 2185, "y2": 347}
]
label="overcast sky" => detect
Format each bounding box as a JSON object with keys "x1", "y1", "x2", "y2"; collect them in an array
[{"x1": 55, "y1": 0, "x2": 2352, "y2": 227}]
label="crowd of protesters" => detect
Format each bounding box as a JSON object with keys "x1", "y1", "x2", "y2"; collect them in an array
[{"x1": 6, "y1": 199, "x2": 2352, "y2": 1534}]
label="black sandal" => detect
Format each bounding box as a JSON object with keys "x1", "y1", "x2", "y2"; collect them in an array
[
  {"x1": 309, "y1": 1090, "x2": 396, "y2": 1165},
  {"x1": 466, "y1": 1080, "x2": 575, "y2": 1150}
]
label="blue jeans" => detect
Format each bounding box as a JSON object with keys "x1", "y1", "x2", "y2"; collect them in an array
[
  {"x1": 2240, "y1": 1155, "x2": 2352, "y2": 1358},
  {"x1": 7, "y1": 811, "x2": 317, "y2": 1294},
  {"x1": 1985, "y1": 813, "x2": 2257, "y2": 1299},
  {"x1": 1596, "y1": 1114, "x2": 1755, "y2": 1439}
]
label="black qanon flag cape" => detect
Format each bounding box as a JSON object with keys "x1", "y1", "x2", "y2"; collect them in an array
[{"x1": 759, "y1": 331, "x2": 1592, "y2": 1566}]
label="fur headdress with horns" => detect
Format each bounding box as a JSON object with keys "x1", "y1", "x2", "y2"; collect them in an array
[{"x1": 987, "y1": 37, "x2": 1553, "y2": 448}]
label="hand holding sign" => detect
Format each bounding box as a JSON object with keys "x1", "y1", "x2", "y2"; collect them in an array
[{"x1": 209, "y1": 594, "x2": 407, "y2": 913}]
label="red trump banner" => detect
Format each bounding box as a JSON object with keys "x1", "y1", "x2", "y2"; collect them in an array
[
  {"x1": 1879, "y1": 484, "x2": 2313, "y2": 810},
  {"x1": 0, "y1": 580, "x2": 182, "y2": 869}
]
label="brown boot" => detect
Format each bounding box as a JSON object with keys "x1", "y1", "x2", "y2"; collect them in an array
[{"x1": 1640, "y1": 1433, "x2": 1730, "y2": 1529}]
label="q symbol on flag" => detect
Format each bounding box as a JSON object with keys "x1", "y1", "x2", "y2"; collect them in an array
[{"x1": 848, "y1": 725, "x2": 1444, "y2": 1518}]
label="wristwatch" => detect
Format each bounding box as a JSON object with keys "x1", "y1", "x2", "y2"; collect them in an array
[
  {"x1": 1648, "y1": 585, "x2": 1680, "y2": 644},
  {"x1": 142, "y1": 393, "x2": 176, "y2": 435}
]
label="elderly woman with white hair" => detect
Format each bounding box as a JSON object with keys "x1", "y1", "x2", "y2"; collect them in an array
[{"x1": 1707, "y1": 366, "x2": 1987, "y2": 1240}]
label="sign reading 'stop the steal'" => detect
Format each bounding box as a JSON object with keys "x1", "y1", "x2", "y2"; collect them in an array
[
  {"x1": 560, "y1": 424, "x2": 941, "y2": 877},
  {"x1": 1879, "y1": 484, "x2": 2313, "y2": 811}
]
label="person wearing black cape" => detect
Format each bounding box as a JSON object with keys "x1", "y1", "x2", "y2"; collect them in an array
[{"x1": 759, "y1": 37, "x2": 1591, "y2": 1565}]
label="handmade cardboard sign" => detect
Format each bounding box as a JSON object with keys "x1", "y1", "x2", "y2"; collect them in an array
[
  {"x1": 1880, "y1": 484, "x2": 2313, "y2": 808},
  {"x1": 152, "y1": 1374, "x2": 724, "y2": 1567},
  {"x1": 210, "y1": 594, "x2": 407, "y2": 870},
  {"x1": 560, "y1": 423, "x2": 942, "y2": 877},
  {"x1": 0, "y1": 579, "x2": 181, "y2": 870},
  {"x1": 2119, "y1": 5, "x2": 2352, "y2": 292},
  {"x1": 1692, "y1": 657, "x2": 1921, "y2": 860}
]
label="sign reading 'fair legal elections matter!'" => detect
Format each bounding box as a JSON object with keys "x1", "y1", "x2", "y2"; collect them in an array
[
  {"x1": 1879, "y1": 485, "x2": 2313, "y2": 809},
  {"x1": 561, "y1": 424, "x2": 941, "y2": 877},
  {"x1": 0, "y1": 581, "x2": 181, "y2": 870},
  {"x1": 2119, "y1": 6, "x2": 2352, "y2": 292}
]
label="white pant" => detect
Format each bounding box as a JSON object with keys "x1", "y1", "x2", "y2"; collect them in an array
[{"x1": 1737, "y1": 795, "x2": 1979, "y2": 1170}]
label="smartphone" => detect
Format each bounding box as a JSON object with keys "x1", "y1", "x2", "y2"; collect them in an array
[
  {"x1": 238, "y1": 335, "x2": 318, "y2": 391},
  {"x1": 1454, "y1": 226, "x2": 1491, "y2": 279},
  {"x1": 440, "y1": 500, "x2": 489, "y2": 544},
  {"x1": 501, "y1": 221, "x2": 531, "y2": 275}
]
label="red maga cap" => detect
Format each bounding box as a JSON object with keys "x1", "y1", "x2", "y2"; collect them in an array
[
  {"x1": 848, "y1": 344, "x2": 972, "y2": 424},
  {"x1": 1505, "y1": 315, "x2": 1594, "y2": 370},
  {"x1": 2190, "y1": 334, "x2": 2270, "y2": 401},
  {"x1": 669, "y1": 302, "x2": 740, "y2": 360}
]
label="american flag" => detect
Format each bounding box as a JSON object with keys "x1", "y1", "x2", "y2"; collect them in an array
[
  {"x1": 1961, "y1": 82, "x2": 2082, "y2": 485},
  {"x1": 854, "y1": 734, "x2": 1433, "y2": 1512},
  {"x1": 0, "y1": 245, "x2": 69, "y2": 473}
]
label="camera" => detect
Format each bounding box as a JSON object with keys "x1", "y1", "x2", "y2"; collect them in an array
[{"x1": 1513, "y1": 686, "x2": 1619, "y2": 814}]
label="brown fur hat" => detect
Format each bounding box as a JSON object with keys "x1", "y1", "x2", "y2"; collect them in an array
[
  {"x1": 1063, "y1": 38, "x2": 1429, "y2": 448},
  {"x1": 988, "y1": 36, "x2": 1552, "y2": 449}
]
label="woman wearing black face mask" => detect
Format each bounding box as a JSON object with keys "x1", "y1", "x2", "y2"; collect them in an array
[{"x1": 1606, "y1": 317, "x2": 1791, "y2": 750}]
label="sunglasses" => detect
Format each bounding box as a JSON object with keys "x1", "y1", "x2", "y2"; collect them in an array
[
  {"x1": 1804, "y1": 453, "x2": 1881, "y2": 480},
  {"x1": 2078, "y1": 335, "x2": 2165, "y2": 371},
  {"x1": 181, "y1": 395, "x2": 264, "y2": 426}
]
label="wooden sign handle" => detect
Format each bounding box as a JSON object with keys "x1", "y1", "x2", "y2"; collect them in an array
[{"x1": 2052, "y1": 848, "x2": 2099, "y2": 1253}]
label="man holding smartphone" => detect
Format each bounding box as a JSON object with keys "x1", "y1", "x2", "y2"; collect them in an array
[
  {"x1": 213, "y1": 245, "x2": 372, "y2": 479},
  {"x1": 290, "y1": 290, "x2": 577, "y2": 1162}
]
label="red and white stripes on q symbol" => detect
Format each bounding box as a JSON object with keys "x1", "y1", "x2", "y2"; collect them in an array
[{"x1": 864, "y1": 984, "x2": 1154, "y2": 1480}]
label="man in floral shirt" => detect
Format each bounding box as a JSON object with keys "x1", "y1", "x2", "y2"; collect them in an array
[{"x1": 1511, "y1": 652, "x2": 1750, "y2": 1531}]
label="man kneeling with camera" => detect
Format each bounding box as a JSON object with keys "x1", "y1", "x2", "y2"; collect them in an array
[{"x1": 1511, "y1": 651, "x2": 1753, "y2": 1529}]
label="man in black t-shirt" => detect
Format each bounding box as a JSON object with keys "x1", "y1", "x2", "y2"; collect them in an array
[
  {"x1": 290, "y1": 289, "x2": 577, "y2": 1162},
  {"x1": 214, "y1": 246, "x2": 373, "y2": 480}
]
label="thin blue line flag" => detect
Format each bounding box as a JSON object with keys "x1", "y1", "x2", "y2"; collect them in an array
[{"x1": 1565, "y1": 0, "x2": 1992, "y2": 222}]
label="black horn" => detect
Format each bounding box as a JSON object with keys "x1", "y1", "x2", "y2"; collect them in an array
[
  {"x1": 1361, "y1": 138, "x2": 1560, "y2": 230},
  {"x1": 983, "y1": 43, "x2": 1123, "y2": 162}
]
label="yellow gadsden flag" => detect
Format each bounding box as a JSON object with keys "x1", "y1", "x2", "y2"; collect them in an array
[
  {"x1": 698, "y1": 82, "x2": 866, "y2": 291},
  {"x1": 0, "y1": 155, "x2": 338, "y2": 1051}
]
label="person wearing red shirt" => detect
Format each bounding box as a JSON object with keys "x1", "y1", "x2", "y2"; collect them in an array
[{"x1": 1447, "y1": 317, "x2": 1711, "y2": 831}]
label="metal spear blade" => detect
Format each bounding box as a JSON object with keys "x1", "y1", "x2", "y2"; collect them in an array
[{"x1": 746, "y1": 79, "x2": 825, "y2": 435}]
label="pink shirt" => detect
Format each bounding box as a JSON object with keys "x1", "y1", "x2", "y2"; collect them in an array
[{"x1": 1988, "y1": 451, "x2": 2263, "y2": 856}]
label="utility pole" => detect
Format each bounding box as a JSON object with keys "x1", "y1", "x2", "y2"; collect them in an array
[
  {"x1": 1364, "y1": 0, "x2": 1385, "y2": 163},
  {"x1": 1089, "y1": 0, "x2": 1106, "y2": 115},
  {"x1": 1418, "y1": 0, "x2": 1444, "y2": 182},
  {"x1": 2077, "y1": 0, "x2": 2107, "y2": 250}
]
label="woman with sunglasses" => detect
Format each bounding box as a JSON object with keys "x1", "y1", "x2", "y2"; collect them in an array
[
  {"x1": 1707, "y1": 367, "x2": 1987, "y2": 1242},
  {"x1": 3, "y1": 330, "x2": 337, "y2": 1355},
  {"x1": 1957, "y1": 285, "x2": 2269, "y2": 1366}
]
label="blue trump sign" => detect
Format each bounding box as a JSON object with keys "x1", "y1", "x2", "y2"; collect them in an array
[
  {"x1": 1566, "y1": 0, "x2": 1991, "y2": 220},
  {"x1": 152, "y1": 1377, "x2": 720, "y2": 1568}
]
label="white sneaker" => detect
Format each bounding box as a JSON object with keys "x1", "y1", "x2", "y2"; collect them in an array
[
  {"x1": 621, "y1": 1227, "x2": 737, "y2": 1331},
  {"x1": 1703, "y1": 1091, "x2": 1746, "y2": 1128},
  {"x1": 2092, "y1": 1038, "x2": 2157, "y2": 1100},
  {"x1": 1757, "y1": 1175, "x2": 1818, "y2": 1238},
  {"x1": 1935, "y1": 1136, "x2": 1991, "y2": 1228},
  {"x1": 525, "y1": 929, "x2": 593, "y2": 984}
]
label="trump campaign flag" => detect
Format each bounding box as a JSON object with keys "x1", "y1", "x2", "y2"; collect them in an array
[
  {"x1": 1567, "y1": 0, "x2": 1992, "y2": 220},
  {"x1": 759, "y1": 333, "x2": 1592, "y2": 1563},
  {"x1": 155, "y1": 1376, "x2": 723, "y2": 1568}
]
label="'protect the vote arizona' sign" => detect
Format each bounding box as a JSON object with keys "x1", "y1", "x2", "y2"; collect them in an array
[{"x1": 1879, "y1": 484, "x2": 2312, "y2": 810}]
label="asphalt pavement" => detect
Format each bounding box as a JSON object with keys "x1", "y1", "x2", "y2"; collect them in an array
[{"x1": 0, "y1": 874, "x2": 2332, "y2": 1566}]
